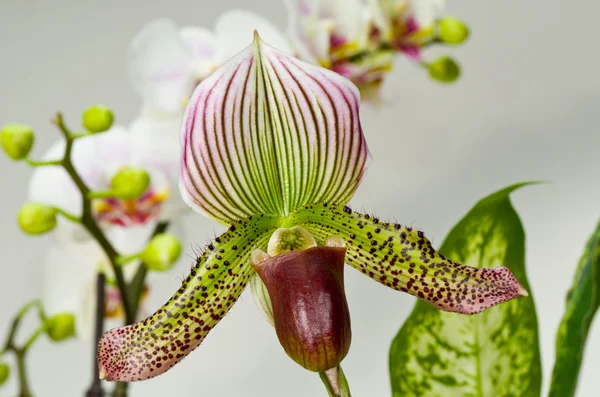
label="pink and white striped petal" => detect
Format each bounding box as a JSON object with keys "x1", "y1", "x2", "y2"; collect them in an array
[{"x1": 179, "y1": 33, "x2": 370, "y2": 224}]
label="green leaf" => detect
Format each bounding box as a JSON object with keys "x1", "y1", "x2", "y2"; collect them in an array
[
  {"x1": 549, "y1": 219, "x2": 600, "y2": 397},
  {"x1": 388, "y1": 182, "x2": 542, "y2": 397}
]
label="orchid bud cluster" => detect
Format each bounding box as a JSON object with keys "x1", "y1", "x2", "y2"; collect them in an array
[
  {"x1": 289, "y1": 1, "x2": 471, "y2": 96},
  {"x1": 0, "y1": 300, "x2": 75, "y2": 394},
  {"x1": 0, "y1": 103, "x2": 184, "y2": 395}
]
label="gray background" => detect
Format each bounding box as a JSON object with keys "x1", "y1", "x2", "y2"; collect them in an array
[{"x1": 1, "y1": 0, "x2": 599, "y2": 396}]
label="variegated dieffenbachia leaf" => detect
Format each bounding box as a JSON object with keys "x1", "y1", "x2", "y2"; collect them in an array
[
  {"x1": 549, "y1": 219, "x2": 600, "y2": 397},
  {"x1": 389, "y1": 183, "x2": 542, "y2": 397}
]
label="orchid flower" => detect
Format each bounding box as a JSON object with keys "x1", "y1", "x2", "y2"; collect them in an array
[
  {"x1": 98, "y1": 35, "x2": 526, "y2": 386},
  {"x1": 29, "y1": 123, "x2": 174, "y2": 337},
  {"x1": 286, "y1": 0, "x2": 454, "y2": 99},
  {"x1": 128, "y1": 9, "x2": 291, "y2": 116}
]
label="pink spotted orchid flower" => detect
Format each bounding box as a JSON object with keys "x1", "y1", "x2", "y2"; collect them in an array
[
  {"x1": 98, "y1": 35, "x2": 526, "y2": 386},
  {"x1": 287, "y1": 0, "x2": 451, "y2": 99}
]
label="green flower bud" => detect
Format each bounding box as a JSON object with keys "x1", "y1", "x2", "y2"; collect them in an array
[
  {"x1": 82, "y1": 105, "x2": 114, "y2": 133},
  {"x1": 427, "y1": 56, "x2": 461, "y2": 83},
  {"x1": 110, "y1": 166, "x2": 150, "y2": 199},
  {"x1": 438, "y1": 16, "x2": 470, "y2": 45},
  {"x1": 17, "y1": 203, "x2": 57, "y2": 235},
  {"x1": 0, "y1": 363, "x2": 9, "y2": 386},
  {"x1": 1, "y1": 123, "x2": 34, "y2": 160},
  {"x1": 143, "y1": 233, "x2": 182, "y2": 271},
  {"x1": 45, "y1": 313, "x2": 76, "y2": 342}
]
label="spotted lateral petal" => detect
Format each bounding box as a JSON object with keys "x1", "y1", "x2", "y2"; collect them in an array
[
  {"x1": 179, "y1": 33, "x2": 370, "y2": 224},
  {"x1": 389, "y1": 183, "x2": 542, "y2": 397},
  {"x1": 98, "y1": 215, "x2": 279, "y2": 381},
  {"x1": 288, "y1": 203, "x2": 528, "y2": 314}
]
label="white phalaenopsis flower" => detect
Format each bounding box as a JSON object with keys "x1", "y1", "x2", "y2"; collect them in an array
[
  {"x1": 286, "y1": 0, "x2": 447, "y2": 98},
  {"x1": 29, "y1": 121, "x2": 180, "y2": 338},
  {"x1": 128, "y1": 9, "x2": 292, "y2": 115}
]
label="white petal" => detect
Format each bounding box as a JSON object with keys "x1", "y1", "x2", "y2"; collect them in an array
[
  {"x1": 286, "y1": 0, "x2": 372, "y2": 63},
  {"x1": 29, "y1": 126, "x2": 135, "y2": 217},
  {"x1": 368, "y1": 0, "x2": 390, "y2": 33},
  {"x1": 323, "y1": 0, "x2": 366, "y2": 41},
  {"x1": 214, "y1": 9, "x2": 292, "y2": 60},
  {"x1": 106, "y1": 223, "x2": 157, "y2": 258},
  {"x1": 179, "y1": 27, "x2": 223, "y2": 77},
  {"x1": 291, "y1": 16, "x2": 333, "y2": 63},
  {"x1": 129, "y1": 113, "x2": 191, "y2": 219},
  {"x1": 42, "y1": 239, "x2": 101, "y2": 339},
  {"x1": 128, "y1": 19, "x2": 195, "y2": 113},
  {"x1": 180, "y1": 27, "x2": 219, "y2": 60},
  {"x1": 87, "y1": 126, "x2": 133, "y2": 183},
  {"x1": 411, "y1": 0, "x2": 445, "y2": 27},
  {"x1": 28, "y1": 165, "x2": 80, "y2": 215},
  {"x1": 129, "y1": 114, "x2": 181, "y2": 184}
]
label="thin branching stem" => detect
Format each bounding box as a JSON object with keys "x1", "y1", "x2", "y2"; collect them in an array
[{"x1": 0, "y1": 299, "x2": 46, "y2": 397}]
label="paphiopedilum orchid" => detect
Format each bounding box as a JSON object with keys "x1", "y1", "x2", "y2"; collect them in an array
[
  {"x1": 128, "y1": 9, "x2": 291, "y2": 116},
  {"x1": 29, "y1": 123, "x2": 174, "y2": 336},
  {"x1": 286, "y1": 0, "x2": 463, "y2": 99},
  {"x1": 98, "y1": 34, "x2": 526, "y2": 388}
]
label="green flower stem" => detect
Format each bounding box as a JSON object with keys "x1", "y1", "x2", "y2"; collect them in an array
[
  {"x1": 1, "y1": 300, "x2": 42, "y2": 353},
  {"x1": 1, "y1": 300, "x2": 46, "y2": 397},
  {"x1": 22, "y1": 323, "x2": 50, "y2": 351},
  {"x1": 346, "y1": 37, "x2": 440, "y2": 65},
  {"x1": 53, "y1": 113, "x2": 133, "y2": 323},
  {"x1": 53, "y1": 113, "x2": 132, "y2": 397},
  {"x1": 112, "y1": 382, "x2": 128, "y2": 397},
  {"x1": 85, "y1": 273, "x2": 106, "y2": 397},
  {"x1": 129, "y1": 221, "x2": 169, "y2": 318},
  {"x1": 69, "y1": 132, "x2": 92, "y2": 140},
  {"x1": 116, "y1": 252, "x2": 143, "y2": 266},
  {"x1": 50, "y1": 114, "x2": 171, "y2": 397},
  {"x1": 87, "y1": 191, "x2": 114, "y2": 199},
  {"x1": 24, "y1": 158, "x2": 62, "y2": 167},
  {"x1": 15, "y1": 350, "x2": 32, "y2": 397},
  {"x1": 319, "y1": 366, "x2": 351, "y2": 397},
  {"x1": 54, "y1": 207, "x2": 82, "y2": 223}
]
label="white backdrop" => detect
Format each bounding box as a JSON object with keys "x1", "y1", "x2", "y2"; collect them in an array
[{"x1": 1, "y1": 0, "x2": 599, "y2": 396}]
